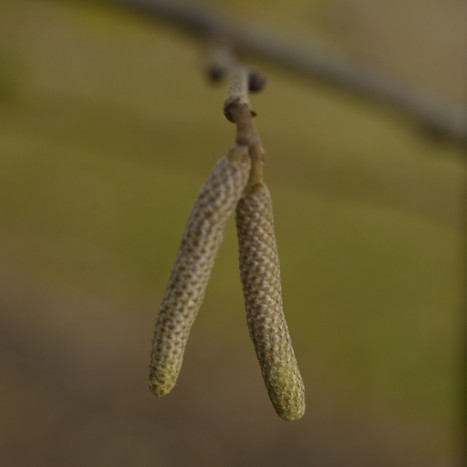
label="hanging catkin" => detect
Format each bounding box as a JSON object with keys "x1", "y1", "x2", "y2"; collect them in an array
[
  {"x1": 149, "y1": 146, "x2": 251, "y2": 397},
  {"x1": 236, "y1": 181, "x2": 305, "y2": 420}
]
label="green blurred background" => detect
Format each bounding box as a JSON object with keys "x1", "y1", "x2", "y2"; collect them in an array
[{"x1": 0, "y1": 0, "x2": 465, "y2": 465}]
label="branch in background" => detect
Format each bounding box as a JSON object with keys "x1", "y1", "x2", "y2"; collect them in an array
[{"x1": 60, "y1": 0, "x2": 467, "y2": 145}]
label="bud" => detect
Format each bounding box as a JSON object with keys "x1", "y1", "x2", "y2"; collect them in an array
[
  {"x1": 149, "y1": 147, "x2": 251, "y2": 397},
  {"x1": 205, "y1": 64, "x2": 225, "y2": 83},
  {"x1": 236, "y1": 182, "x2": 305, "y2": 420},
  {"x1": 248, "y1": 70, "x2": 266, "y2": 93}
]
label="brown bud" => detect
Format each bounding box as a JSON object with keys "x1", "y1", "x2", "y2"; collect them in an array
[
  {"x1": 205, "y1": 64, "x2": 225, "y2": 83},
  {"x1": 248, "y1": 70, "x2": 266, "y2": 92},
  {"x1": 236, "y1": 182, "x2": 305, "y2": 421}
]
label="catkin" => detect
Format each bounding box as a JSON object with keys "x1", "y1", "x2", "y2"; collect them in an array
[
  {"x1": 149, "y1": 146, "x2": 251, "y2": 397},
  {"x1": 236, "y1": 182, "x2": 305, "y2": 420}
]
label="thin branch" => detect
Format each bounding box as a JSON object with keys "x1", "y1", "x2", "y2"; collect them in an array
[
  {"x1": 223, "y1": 63, "x2": 264, "y2": 186},
  {"x1": 57, "y1": 0, "x2": 467, "y2": 145}
]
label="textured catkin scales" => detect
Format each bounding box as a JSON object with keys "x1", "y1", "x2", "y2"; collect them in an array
[
  {"x1": 236, "y1": 182, "x2": 305, "y2": 420},
  {"x1": 149, "y1": 147, "x2": 251, "y2": 397}
]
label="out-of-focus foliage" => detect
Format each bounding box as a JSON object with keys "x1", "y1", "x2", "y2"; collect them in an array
[{"x1": 0, "y1": 0, "x2": 465, "y2": 466}]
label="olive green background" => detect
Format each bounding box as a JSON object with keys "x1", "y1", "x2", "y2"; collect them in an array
[{"x1": 0, "y1": 0, "x2": 465, "y2": 465}]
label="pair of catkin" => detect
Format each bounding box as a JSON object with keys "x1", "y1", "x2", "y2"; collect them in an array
[{"x1": 149, "y1": 145, "x2": 305, "y2": 420}]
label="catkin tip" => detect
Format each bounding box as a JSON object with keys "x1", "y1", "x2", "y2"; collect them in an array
[
  {"x1": 148, "y1": 365, "x2": 178, "y2": 397},
  {"x1": 148, "y1": 378, "x2": 174, "y2": 397},
  {"x1": 280, "y1": 407, "x2": 306, "y2": 422}
]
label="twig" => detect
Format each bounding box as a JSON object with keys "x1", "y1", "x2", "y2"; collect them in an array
[
  {"x1": 55, "y1": 0, "x2": 467, "y2": 146},
  {"x1": 223, "y1": 64, "x2": 264, "y2": 186}
]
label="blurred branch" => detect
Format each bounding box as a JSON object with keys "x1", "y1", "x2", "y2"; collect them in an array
[{"x1": 62, "y1": 0, "x2": 467, "y2": 145}]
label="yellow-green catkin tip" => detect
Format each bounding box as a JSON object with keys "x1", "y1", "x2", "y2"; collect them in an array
[
  {"x1": 236, "y1": 182, "x2": 305, "y2": 420},
  {"x1": 149, "y1": 147, "x2": 251, "y2": 397}
]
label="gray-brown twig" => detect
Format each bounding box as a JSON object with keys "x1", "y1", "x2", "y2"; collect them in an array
[{"x1": 223, "y1": 64, "x2": 264, "y2": 186}]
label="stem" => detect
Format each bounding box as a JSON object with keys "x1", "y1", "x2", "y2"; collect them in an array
[{"x1": 224, "y1": 65, "x2": 264, "y2": 186}]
